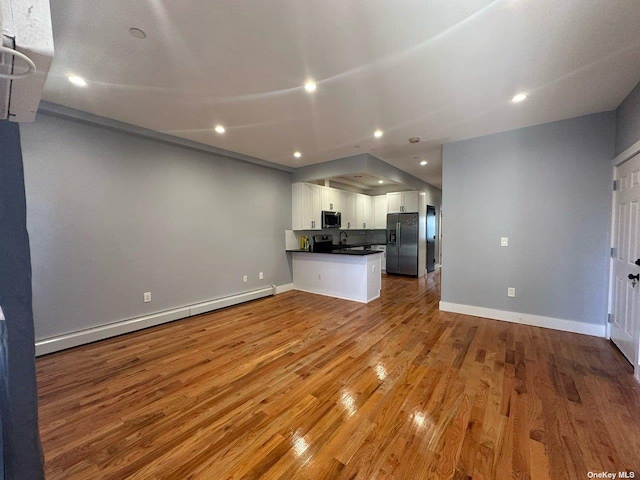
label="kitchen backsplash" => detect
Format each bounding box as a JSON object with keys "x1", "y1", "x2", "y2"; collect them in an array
[{"x1": 287, "y1": 229, "x2": 387, "y2": 248}]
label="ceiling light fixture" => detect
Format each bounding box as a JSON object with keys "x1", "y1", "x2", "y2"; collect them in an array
[
  {"x1": 294, "y1": 151, "x2": 302, "y2": 158},
  {"x1": 420, "y1": 160, "x2": 428, "y2": 166},
  {"x1": 378, "y1": 180, "x2": 384, "y2": 184},
  {"x1": 374, "y1": 129, "x2": 383, "y2": 138},
  {"x1": 511, "y1": 93, "x2": 528, "y2": 103},
  {"x1": 129, "y1": 28, "x2": 147, "y2": 39},
  {"x1": 67, "y1": 75, "x2": 87, "y2": 87},
  {"x1": 304, "y1": 81, "x2": 317, "y2": 92},
  {"x1": 214, "y1": 125, "x2": 225, "y2": 134}
]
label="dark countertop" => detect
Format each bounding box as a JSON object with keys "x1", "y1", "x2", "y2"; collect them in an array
[{"x1": 286, "y1": 248, "x2": 383, "y2": 256}]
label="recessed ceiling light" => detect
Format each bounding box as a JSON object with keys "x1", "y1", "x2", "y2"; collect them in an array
[
  {"x1": 374, "y1": 130, "x2": 383, "y2": 138},
  {"x1": 511, "y1": 93, "x2": 528, "y2": 103},
  {"x1": 68, "y1": 75, "x2": 87, "y2": 87},
  {"x1": 304, "y1": 81, "x2": 317, "y2": 93},
  {"x1": 378, "y1": 180, "x2": 384, "y2": 184},
  {"x1": 129, "y1": 28, "x2": 147, "y2": 39},
  {"x1": 294, "y1": 151, "x2": 302, "y2": 158},
  {"x1": 214, "y1": 125, "x2": 225, "y2": 134},
  {"x1": 420, "y1": 160, "x2": 428, "y2": 166}
]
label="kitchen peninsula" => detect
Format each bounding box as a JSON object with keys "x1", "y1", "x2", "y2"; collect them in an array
[{"x1": 287, "y1": 248, "x2": 382, "y2": 303}]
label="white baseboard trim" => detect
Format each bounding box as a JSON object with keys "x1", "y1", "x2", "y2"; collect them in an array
[
  {"x1": 275, "y1": 283, "x2": 294, "y2": 294},
  {"x1": 35, "y1": 286, "x2": 276, "y2": 356},
  {"x1": 439, "y1": 301, "x2": 606, "y2": 338}
]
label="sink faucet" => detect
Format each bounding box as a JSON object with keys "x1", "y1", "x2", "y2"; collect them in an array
[{"x1": 339, "y1": 230, "x2": 349, "y2": 245}]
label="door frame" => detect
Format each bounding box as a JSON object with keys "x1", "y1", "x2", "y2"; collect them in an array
[{"x1": 609, "y1": 138, "x2": 640, "y2": 383}]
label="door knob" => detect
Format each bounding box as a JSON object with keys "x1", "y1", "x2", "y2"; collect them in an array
[
  {"x1": 636, "y1": 259, "x2": 640, "y2": 266},
  {"x1": 629, "y1": 274, "x2": 640, "y2": 281}
]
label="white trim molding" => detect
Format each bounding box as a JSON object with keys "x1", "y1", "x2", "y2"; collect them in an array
[
  {"x1": 35, "y1": 286, "x2": 278, "y2": 356},
  {"x1": 613, "y1": 138, "x2": 640, "y2": 167},
  {"x1": 275, "y1": 283, "x2": 294, "y2": 294},
  {"x1": 439, "y1": 301, "x2": 606, "y2": 337}
]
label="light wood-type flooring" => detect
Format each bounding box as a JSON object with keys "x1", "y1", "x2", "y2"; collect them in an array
[{"x1": 37, "y1": 271, "x2": 640, "y2": 479}]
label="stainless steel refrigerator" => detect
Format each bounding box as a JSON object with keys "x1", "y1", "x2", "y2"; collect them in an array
[{"x1": 386, "y1": 213, "x2": 419, "y2": 276}]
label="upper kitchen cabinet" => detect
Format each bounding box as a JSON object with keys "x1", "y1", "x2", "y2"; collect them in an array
[
  {"x1": 386, "y1": 191, "x2": 420, "y2": 213},
  {"x1": 373, "y1": 195, "x2": 387, "y2": 229},
  {"x1": 321, "y1": 187, "x2": 340, "y2": 212},
  {"x1": 356, "y1": 194, "x2": 373, "y2": 229},
  {"x1": 341, "y1": 191, "x2": 357, "y2": 229},
  {"x1": 292, "y1": 182, "x2": 321, "y2": 230}
]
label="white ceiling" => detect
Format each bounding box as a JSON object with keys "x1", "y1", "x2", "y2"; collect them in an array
[{"x1": 43, "y1": 0, "x2": 640, "y2": 189}]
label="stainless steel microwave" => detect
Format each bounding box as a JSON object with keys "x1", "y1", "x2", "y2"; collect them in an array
[{"x1": 322, "y1": 211, "x2": 341, "y2": 229}]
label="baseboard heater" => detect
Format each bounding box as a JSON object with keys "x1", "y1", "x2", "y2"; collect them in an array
[{"x1": 35, "y1": 285, "x2": 276, "y2": 356}]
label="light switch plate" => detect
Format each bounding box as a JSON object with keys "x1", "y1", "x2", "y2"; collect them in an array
[
  {"x1": 501, "y1": 237, "x2": 509, "y2": 247},
  {"x1": 507, "y1": 287, "x2": 515, "y2": 297},
  {"x1": 143, "y1": 292, "x2": 151, "y2": 303}
]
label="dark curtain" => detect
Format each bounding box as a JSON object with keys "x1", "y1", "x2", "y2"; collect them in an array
[{"x1": 0, "y1": 120, "x2": 44, "y2": 479}]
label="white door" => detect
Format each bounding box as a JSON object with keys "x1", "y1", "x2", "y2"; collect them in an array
[{"x1": 611, "y1": 152, "x2": 640, "y2": 365}]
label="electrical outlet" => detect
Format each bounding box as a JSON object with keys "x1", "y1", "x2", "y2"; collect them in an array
[
  {"x1": 501, "y1": 237, "x2": 509, "y2": 247},
  {"x1": 259, "y1": 272, "x2": 264, "y2": 280},
  {"x1": 507, "y1": 287, "x2": 515, "y2": 298},
  {"x1": 243, "y1": 275, "x2": 248, "y2": 283},
  {"x1": 143, "y1": 292, "x2": 151, "y2": 303},
  {"x1": 372, "y1": 265, "x2": 376, "y2": 272}
]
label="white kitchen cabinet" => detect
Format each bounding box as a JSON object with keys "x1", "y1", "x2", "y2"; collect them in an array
[
  {"x1": 356, "y1": 194, "x2": 373, "y2": 229},
  {"x1": 373, "y1": 195, "x2": 387, "y2": 229},
  {"x1": 386, "y1": 191, "x2": 420, "y2": 213},
  {"x1": 403, "y1": 191, "x2": 420, "y2": 213},
  {"x1": 292, "y1": 182, "x2": 321, "y2": 230},
  {"x1": 321, "y1": 187, "x2": 340, "y2": 212},
  {"x1": 340, "y1": 191, "x2": 357, "y2": 229}
]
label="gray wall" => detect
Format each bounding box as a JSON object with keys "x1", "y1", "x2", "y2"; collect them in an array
[
  {"x1": 442, "y1": 112, "x2": 615, "y2": 326},
  {"x1": 20, "y1": 112, "x2": 293, "y2": 341},
  {"x1": 615, "y1": 80, "x2": 640, "y2": 156}
]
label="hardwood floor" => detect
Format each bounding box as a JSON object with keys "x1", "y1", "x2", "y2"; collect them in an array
[{"x1": 37, "y1": 272, "x2": 640, "y2": 479}]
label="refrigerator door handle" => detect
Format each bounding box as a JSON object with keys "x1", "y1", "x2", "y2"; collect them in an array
[{"x1": 397, "y1": 222, "x2": 401, "y2": 253}]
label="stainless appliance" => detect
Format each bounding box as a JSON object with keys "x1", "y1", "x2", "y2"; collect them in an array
[
  {"x1": 322, "y1": 211, "x2": 341, "y2": 229},
  {"x1": 426, "y1": 205, "x2": 436, "y2": 273},
  {"x1": 312, "y1": 234, "x2": 334, "y2": 252},
  {"x1": 386, "y1": 213, "x2": 419, "y2": 276}
]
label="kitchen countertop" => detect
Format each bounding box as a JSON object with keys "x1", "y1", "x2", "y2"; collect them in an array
[{"x1": 286, "y1": 248, "x2": 383, "y2": 256}]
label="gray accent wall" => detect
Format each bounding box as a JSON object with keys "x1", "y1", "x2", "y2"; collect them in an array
[
  {"x1": 442, "y1": 112, "x2": 615, "y2": 326},
  {"x1": 615, "y1": 80, "x2": 640, "y2": 156},
  {"x1": 20, "y1": 112, "x2": 292, "y2": 341}
]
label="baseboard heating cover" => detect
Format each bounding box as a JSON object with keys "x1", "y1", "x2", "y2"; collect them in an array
[{"x1": 35, "y1": 285, "x2": 276, "y2": 356}]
